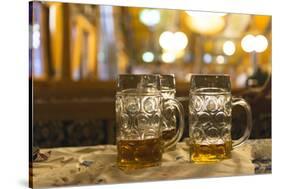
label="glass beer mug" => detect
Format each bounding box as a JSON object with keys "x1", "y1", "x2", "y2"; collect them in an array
[
  {"x1": 189, "y1": 74, "x2": 252, "y2": 163},
  {"x1": 116, "y1": 74, "x2": 184, "y2": 170}
]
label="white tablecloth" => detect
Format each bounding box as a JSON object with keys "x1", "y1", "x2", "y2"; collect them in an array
[{"x1": 31, "y1": 140, "x2": 269, "y2": 188}]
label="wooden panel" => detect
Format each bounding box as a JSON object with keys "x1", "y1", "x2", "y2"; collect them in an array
[
  {"x1": 33, "y1": 80, "x2": 260, "y2": 122},
  {"x1": 34, "y1": 100, "x2": 115, "y2": 121},
  {"x1": 33, "y1": 80, "x2": 189, "y2": 122},
  {"x1": 34, "y1": 81, "x2": 116, "y2": 100},
  {"x1": 34, "y1": 80, "x2": 192, "y2": 99}
]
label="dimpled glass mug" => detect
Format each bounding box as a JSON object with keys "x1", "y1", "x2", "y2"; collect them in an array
[
  {"x1": 116, "y1": 74, "x2": 184, "y2": 170},
  {"x1": 189, "y1": 74, "x2": 252, "y2": 163}
]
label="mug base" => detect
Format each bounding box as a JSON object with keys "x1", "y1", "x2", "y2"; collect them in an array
[{"x1": 117, "y1": 161, "x2": 161, "y2": 171}]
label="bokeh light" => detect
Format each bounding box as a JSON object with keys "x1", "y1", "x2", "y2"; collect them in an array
[
  {"x1": 159, "y1": 31, "x2": 173, "y2": 50},
  {"x1": 174, "y1": 32, "x2": 188, "y2": 50},
  {"x1": 139, "y1": 9, "x2": 160, "y2": 27},
  {"x1": 203, "y1": 53, "x2": 212, "y2": 64},
  {"x1": 255, "y1": 35, "x2": 268, "y2": 53},
  {"x1": 241, "y1": 34, "x2": 256, "y2": 52},
  {"x1": 161, "y1": 52, "x2": 176, "y2": 63},
  {"x1": 186, "y1": 11, "x2": 226, "y2": 17},
  {"x1": 159, "y1": 31, "x2": 188, "y2": 52},
  {"x1": 185, "y1": 11, "x2": 226, "y2": 35},
  {"x1": 216, "y1": 55, "x2": 225, "y2": 64},
  {"x1": 142, "y1": 51, "x2": 154, "y2": 63},
  {"x1": 241, "y1": 34, "x2": 268, "y2": 53},
  {"x1": 223, "y1": 40, "x2": 236, "y2": 56}
]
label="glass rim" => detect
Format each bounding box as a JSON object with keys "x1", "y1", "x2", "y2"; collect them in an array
[
  {"x1": 160, "y1": 74, "x2": 175, "y2": 77},
  {"x1": 117, "y1": 74, "x2": 161, "y2": 92},
  {"x1": 191, "y1": 74, "x2": 230, "y2": 78},
  {"x1": 159, "y1": 74, "x2": 176, "y2": 91},
  {"x1": 118, "y1": 74, "x2": 176, "y2": 77},
  {"x1": 118, "y1": 74, "x2": 160, "y2": 77},
  {"x1": 190, "y1": 73, "x2": 231, "y2": 91}
]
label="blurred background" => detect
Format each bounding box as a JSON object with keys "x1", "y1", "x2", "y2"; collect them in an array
[{"x1": 30, "y1": 2, "x2": 271, "y2": 148}]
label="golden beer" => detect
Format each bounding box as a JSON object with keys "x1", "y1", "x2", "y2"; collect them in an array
[
  {"x1": 190, "y1": 141, "x2": 232, "y2": 163},
  {"x1": 117, "y1": 138, "x2": 163, "y2": 170}
]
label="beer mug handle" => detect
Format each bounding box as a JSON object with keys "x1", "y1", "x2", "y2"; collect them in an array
[
  {"x1": 231, "y1": 97, "x2": 253, "y2": 148},
  {"x1": 163, "y1": 98, "x2": 185, "y2": 150}
]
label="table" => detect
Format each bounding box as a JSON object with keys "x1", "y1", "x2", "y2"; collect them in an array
[{"x1": 30, "y1": 139, "x2": 271, "y2": 188}]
